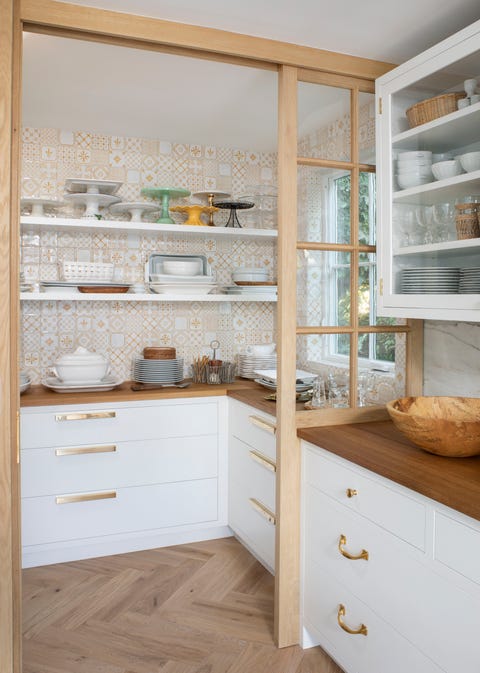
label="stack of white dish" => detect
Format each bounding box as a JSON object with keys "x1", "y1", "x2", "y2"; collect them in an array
[
  {"x1": 396, "y1": 151, "x2": 433, "y2": 189},
  {"x1": 222, "y1": 285, "x2": 277, "y2": 296},
  {"x1": 148, "y1": 256, "x2": 216, "y2": 295},
  {"x1": 459, "y1": 267, "x2": 480, "y2": 293},
  {"x1": 232, "y1": 266, "x2": 269, "y2": 283},
  {"x1": 20, "y1": 371, "x2": 31, "y2": 394},
  {"x1": 253, "y1": 368, "x2": 317, "y2": 392},
  {"x1": 42, "y1": 347, "x2": 121, "y2": 392},
  {"x1": 237, "y1": 353, "x2": 277, "y2": 379},
  {"x1": 399, "y1": 267, "x2": 460, "y2": 294},
  {"x1": 133, "y1": 357, "x2": 184, "y2": 384},
  {"x1": 63, "y1": 178, "x2": 122, "y2": 218}
]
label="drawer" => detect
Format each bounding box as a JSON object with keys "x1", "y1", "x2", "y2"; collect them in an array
[
  {"x1": 303, "y1": 442, "x2": 426, "y2": 550},
  {"x1": 229, "y1": 398, "x2": 276, "y2": 461},
  {"x1": 434, "y1": 511, "x2": 480, "y2": 586},
  {"x1": 229, "y1": 436, "x2": 275, "y2": 512},
  {"x1": 303, "y1": 562, "x2": 443, "y2": 673},
  {"x1": 21, "y1": 399, "x2": 218, "y2": 449},
  {"x1": 229, "y1": 479, "x2": 275, "y2": 571},
  {"x1": 22, "y1": 478, "x2": 218, "y2": 546},
  {"x1": 21, "y1": 434, "x2": 218, "y2": 497},
  {"x1": 304, "y1": 483, "x2": 480, "y2": 673}
]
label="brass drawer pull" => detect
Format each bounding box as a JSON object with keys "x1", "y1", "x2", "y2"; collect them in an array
[
  {"x1": 249, "y1": 498, "x2": 276, "y2": 525},
  {"x1": 337, "y1": 604, "x2": 368, "y2": 636},
  {"x1": 55, "y1": 410, "x2": 116, "y2": 422},
  {"x1": 346, "y1": 488, "x2": 358, "y2": 498},
  {"x1": 248, "y1": 415, "x2": 276, "y2": 435},
  {"x1": 338, "y1": 534, "x2": 369, "y2": 561},
  {"x1": 55, "y1": 444, "x2": 117, "y2": 457},
  {"x1": 56, "y1": 491, "x2": 117, "y2": 505},
  {"x1": 249, "y1": 450, "x2": 276, "y2": 472}
]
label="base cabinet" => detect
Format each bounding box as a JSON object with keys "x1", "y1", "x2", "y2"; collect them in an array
[
  {"x1": 228, "y1": 398, "x2": 276, "y2": 572},
  {"x1": 20, "y1": 397, "x2": 229, "y2": 567},
  {"x1": 302, "y1": 441, "x2": 480, "y2": 673}
]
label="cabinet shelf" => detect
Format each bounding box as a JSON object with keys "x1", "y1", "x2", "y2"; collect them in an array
[
  {"x1": 20, "y1": 291, "x2": 277, "y2": 303},
  {"x1": 393, "y1": 237, "x2": 480, "y2": 260},
  {"x1": 393, "y1": 169, "x2": 480, "y2": 205},
  {"x1": 20, "y1": 216, "x2": 278, "y2": 240},
  {"x1": 392, "y1": 101, "x2": 480, "y2": 152}
]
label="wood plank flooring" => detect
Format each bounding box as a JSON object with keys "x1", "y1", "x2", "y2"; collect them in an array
[{"x1": 22, "y1": 537, "x2": 344, "y2": 672}]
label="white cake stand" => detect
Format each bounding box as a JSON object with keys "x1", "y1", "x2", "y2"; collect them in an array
[
  {"x1": 64, "y1": 193, "x2": 121, "y2": 218},
  {"x1": 108, "y1": 202, "x2": 159, "y2": 222},
  {"x1": 64, "y1": 178, "x2": 123, "y2": 195},
  {"x1": 21, "y1": 198, "x2": 65, "y2": 217}
]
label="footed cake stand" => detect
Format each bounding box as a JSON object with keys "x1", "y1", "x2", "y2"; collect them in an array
[
  {"x1": 213, "y1": 199, "x2": 254, "y2": 228},
  {"x1": 141, "y1": 187, "x2": 191, "y2": 224},
  {"x1": 193, "y1": 190, "x2": 231, "y2": 226},
  {"x1": 170, "y1": 204, "x2": 219, "y2": 226}
]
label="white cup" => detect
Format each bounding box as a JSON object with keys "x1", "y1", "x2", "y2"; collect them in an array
[
  {"x1": 458, "y1": 98, "x2": 470, "y2": 110},
  {"x1": 246, "y1": 343, "x2": 276, "y2": 356}
]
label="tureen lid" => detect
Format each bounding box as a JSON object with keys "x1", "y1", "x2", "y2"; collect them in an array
[{"x1": 55, "y1": 347, "x2": 107, "y2": 364}]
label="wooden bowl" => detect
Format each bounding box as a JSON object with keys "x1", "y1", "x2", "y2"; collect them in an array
[
  {"x1": 386, "y1": 396, "x2": 480, "y2": 457},
  {"x1": 143, "y1": 347, "x2": 176, "y2": 360}
]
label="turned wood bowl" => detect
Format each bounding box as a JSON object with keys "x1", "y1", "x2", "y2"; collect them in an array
[{"x1": 386, "y1": 396, "x2": 480, "y2": 457}]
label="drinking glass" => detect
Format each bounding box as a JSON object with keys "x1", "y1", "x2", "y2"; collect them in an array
[{"x1": 310, "y1": 377, "x2": 327, "y2": 408}]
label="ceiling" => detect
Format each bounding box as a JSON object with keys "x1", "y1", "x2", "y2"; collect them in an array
[{"x1": 22, "y1": 1, "x2": 480, "y2": 151}]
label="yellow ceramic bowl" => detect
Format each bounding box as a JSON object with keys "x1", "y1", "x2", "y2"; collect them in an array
[{"x1": 386, "y1": 396, "x2": 480, "y2": 457}]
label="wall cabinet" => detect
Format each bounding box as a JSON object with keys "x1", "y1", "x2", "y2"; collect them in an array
[
  {"x1": 302, "y1": 441, "x2": 480, "y2": 673},
  {"x1": 20, "y1": 396, "x2": 229, "y2": 567},
  {"x1": 376, "y1": 20, "x2": 480, "y2": 320},
  {"x1": 228, "y1": 398, "x2": 276, "y2": 572}
]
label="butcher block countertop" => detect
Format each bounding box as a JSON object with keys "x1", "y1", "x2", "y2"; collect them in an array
[{"x1": 298, "y1": 421, "x2": 480, "y2": 522}]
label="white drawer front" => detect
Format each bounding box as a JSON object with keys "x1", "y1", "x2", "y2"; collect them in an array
[
  {"x1": 435, "y1": 511, "x2": 480, "y2": 586},
  {"x1": 229, "y1": 398, "x2": 276, "y2": 461},
  {"x1": 304, "y1": 562, "x2": 443, "y2": 673},
  {"x1": 22, "y1": 478, "x2": 218, "y2": 546},
  {"x1": 21, "y1": 400, "x2": 218, "y2": 449},
  {"x1": 305, "y1": 483, "x2": 480, "y2": 673},
  {"x1": 21, "y1": 435, "x2": 218, "y2": 498},
  {"x1": 304, "y1": 443, "x2": 426, "y2": 550},
  {"x1": 229, "y1": 479, "x2": 275, "y2": 571},
  {"x1": 229, "y1": 436, "x2": 275, "y2": 512}
]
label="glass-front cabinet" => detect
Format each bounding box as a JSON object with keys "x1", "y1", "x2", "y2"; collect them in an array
[{"x1": 376, "y1": 19, "x2": 480, "y2": 320}]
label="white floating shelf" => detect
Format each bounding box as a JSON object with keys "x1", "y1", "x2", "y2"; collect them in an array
[
  {"x1": 393, "y1": 237, "x2": 480, "y2": 259},
  {"x1": 20, "y1": 292, "x2": 277, "y2": 303},
  {"x1": 20, "y1": 216, "x2": 278, "y2": 240},
  {"x1": 393, "y1": 169, "x2": 480, "y2": 205}
]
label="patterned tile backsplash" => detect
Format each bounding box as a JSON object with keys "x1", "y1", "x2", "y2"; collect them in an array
[{"x1": 21, "y1": 127, "x2": 277, "y2": 383}]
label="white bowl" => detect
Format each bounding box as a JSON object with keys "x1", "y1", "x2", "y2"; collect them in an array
[
  {"x1": 432, "y1": 152, "x2": 454, "y2": 163},
  {"x1": 397, "y1": 159, "x2": 432, "y2": 169},
  {"x1": 459, "y1": 152, "x2": 480, "y2": 173},
  {"x1": 397, "y1": 165, "x2": 433, "y2": 177},
  {"x1": 396, "y1": 173, "x2": 432, "y2": 189},
  {"x1": 162, "y1": 260, "x2": 202, "y2": 276},
  {"x1": 53, "y1": 361, "x2": 110, "y2": 383},
  {"x1": 431, "y1": 160, "x2": 463, "y2": 181},
  {"x1": 232, "y1": 273, "x2": 269, "y2": 282},
  {"x1": 246, "y1": 343, "x2": 276, "y2": 356}
]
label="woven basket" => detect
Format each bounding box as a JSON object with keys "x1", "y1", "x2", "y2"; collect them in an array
[
  {"x1": 61, "y1": 261, "x2": 114, "y2": 282},
  {"x1": 455, "y1": 213, "x2": 480, "y2": 240},
  {"x1": 406, "y1": 92, "x2": 464, "y2": 128}
]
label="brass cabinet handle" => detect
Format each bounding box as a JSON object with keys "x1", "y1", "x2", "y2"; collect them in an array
[
  {"x1": 338, "y1": 534, "x2": 369, "y2": 561},
  {"x1": 55, "y1": 444, "x2": 117, "y2": 457},
  {"x1": 248, "y1": 415, "x2": 276, "y2": 435},
  {"x1": 56, "y1": 491, "x2": 117, "y2": 505},
  {"x1": 249, "y1": 450, "x2": 276, "y2": 472},
  {"x1": 346, "y1": 488, "x2": 358, "y2": 498},
  {"x1": 249, "y1": 498, "x2": 276, "y2": 525},
  {"x1": 55, "y1": 410, "x2": 116, "y2": 422},
  {"x1": 337, "y1": 604, "x2": 368, "y2": 636}
]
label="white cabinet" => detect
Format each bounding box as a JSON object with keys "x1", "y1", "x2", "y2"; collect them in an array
[
  {"x1": 376, "y1": 20, "x2": 480, "y2": 320},
  {"x1": 302, "y1": 441, "x2": 480, "y2": 673},
  {"x1": 228, "y1": 398, "x2": 276, "y2": 572},
  {"x1": 20, "y1": 396, "x2": 229, "y2": 567}
]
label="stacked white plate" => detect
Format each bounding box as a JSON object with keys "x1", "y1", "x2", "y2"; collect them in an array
[
  {"x1": 133, "y1": 357, "x2": 184, "y2": 384},
  {"x1": 400, "y1": 267, "x2": 460, "y2": 294},
  {"x1": 253, "y1": 368, "x2": 316, "y2": 392},
  {"x1": 20, "y1": 370, "x2": 31, "y2": 394},
  {"x1": 149, "y1": 274, "x2": 216, "y2": 295},
  {"x1": 395, "y1": 151, "x2": 433, "y2": 190},
  {"x1": 222, "y1": 285, "x2": 277, "y2": 295},
  {"x1": 237, "y1": 353, "x2": 277, "y2": 379},
  {"x1": 459, "y1": 267, "x2": 480, "y2": 293}
]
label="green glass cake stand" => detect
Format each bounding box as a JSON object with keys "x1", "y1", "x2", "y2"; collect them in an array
[{"x1": 141, "y1": 187, "x2": 191, "y2": 224}]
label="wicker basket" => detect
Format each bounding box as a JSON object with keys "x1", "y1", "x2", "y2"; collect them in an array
[
  {"x1": 455, "y1": 212, "x2": 480, "y2": 240},
  {"x1": 406, "y1": 92, "x2": 464, "y2": 128},
  {"x1": 61, "y1": 261, "x2": 114, "y2": 282}
]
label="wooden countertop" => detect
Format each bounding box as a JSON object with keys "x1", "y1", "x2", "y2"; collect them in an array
[
  {"x1": 298, "y1": 421, "x2": 480, "y2": 522},
  {"x1": 20, "y1": 378, "x2": 274, "y2": 409}
]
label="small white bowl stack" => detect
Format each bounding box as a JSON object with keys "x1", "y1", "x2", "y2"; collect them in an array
[
  {"x1": 148, "y1": 256, "x2": 217, "y2": 295},
  {"x1": 396, "y1": 151, "x2": 433, "y2": 189}
]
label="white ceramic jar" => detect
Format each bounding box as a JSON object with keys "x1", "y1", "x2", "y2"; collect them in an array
[{"x1": 52, "y1": 347, "x2": 110, "y2": 383}]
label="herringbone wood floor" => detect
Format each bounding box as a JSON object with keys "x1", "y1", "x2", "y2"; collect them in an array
[{"x1": 22, "y1": 537, "x2": 344, "y2": 673}]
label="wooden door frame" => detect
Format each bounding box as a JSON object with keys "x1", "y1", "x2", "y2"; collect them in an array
[{"x1": 1, "y1": 2, "x2": 390, "y2": 665}]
